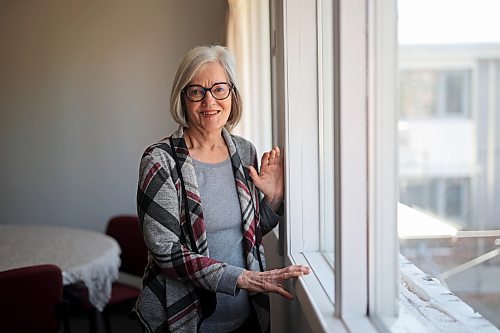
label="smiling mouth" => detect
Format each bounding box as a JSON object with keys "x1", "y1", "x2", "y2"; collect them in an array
[{"x1": 200, "y1": 110, "x2": 220, "y2": 116}]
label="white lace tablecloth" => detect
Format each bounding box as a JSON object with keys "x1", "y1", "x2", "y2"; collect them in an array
[{"x1": 0, "y1": 225, "x2": 121, "y2": 311}]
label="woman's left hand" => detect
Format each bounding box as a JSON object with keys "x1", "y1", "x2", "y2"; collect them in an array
[
  {"x1": 247, "y1": 146, "x2": 284, "y2": 211},
  {"x1": 236, "y1": 265, "x2": 310, "y2": 300}
]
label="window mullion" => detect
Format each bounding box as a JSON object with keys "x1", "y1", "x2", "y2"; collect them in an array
[
  {"x1": 335, "y1": 0, "x2": 369, "y2": 321},
  {"x1": 367, "y1": 0, "x2": 399, "y2": 328}
]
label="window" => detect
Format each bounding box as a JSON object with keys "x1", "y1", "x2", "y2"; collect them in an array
[
  {"x1": 318, "y1": 0, "x2": 335, "y2": 268},
  {"x1": 270, "y1": 0, "x2": 499, "y2": 332},
  {"x1": 272, "y1": 0, "x2": 397, "y2": 331},
  {"x1": 398, "y1": 0, "x2": 500, "y2": 329},
  {"x1": 400, "y1": 177, "x2": 470, "y2": 224},
  {"x1": 400, "y1": 69, "x2": 471, "y2": 118}
]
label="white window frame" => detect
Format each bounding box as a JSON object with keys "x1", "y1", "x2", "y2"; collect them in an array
[
  {"x1": 271, "y1": 0, "x2": 500, "y2": 331},
  {"x1": 271, "y1": 0, "x2": 398, "y2": 332},
  {"x1": 367, "y1": 0, "x2": 399, "y2": 329}
]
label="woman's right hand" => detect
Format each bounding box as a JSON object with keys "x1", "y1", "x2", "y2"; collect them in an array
[
  {"x1": 236, "y1": 265, "x2": 310, "y2": 300},
  {"x1": 247, "y1": 146, "x2": 284, "y2": 212}
]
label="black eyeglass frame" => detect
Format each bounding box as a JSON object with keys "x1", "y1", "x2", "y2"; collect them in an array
[{"x1": 182, "y1": 82, "x2": 234, "y2": 102}]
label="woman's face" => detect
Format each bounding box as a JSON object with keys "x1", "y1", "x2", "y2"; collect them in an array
[{"x1": 184, "y1": 62, "x2": 232, "y2": 134}]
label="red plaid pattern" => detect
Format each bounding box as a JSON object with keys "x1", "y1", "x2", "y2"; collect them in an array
[{"x1": 134, "y1": 127, "x2": 270, "y2": 333}]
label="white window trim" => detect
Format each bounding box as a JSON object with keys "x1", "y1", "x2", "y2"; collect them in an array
[
  {"x1": 273, "y1": 0, "x2": 499, "y2": 332},
  {"x1": 367, "y1": 0, "x2": 399, "y2": 328},
  {"x1": 274, "y1": 0, "x2": 341, "y2": 331},
  {"x1": 227, "y1": 0, "x2": 500, "y2": 331},
  {"x1": 275, "y1": 0, "x2": 382, "y2": 332},
  {"x1": 335, "y1": 0, "x2": 371, "y2": 323}
]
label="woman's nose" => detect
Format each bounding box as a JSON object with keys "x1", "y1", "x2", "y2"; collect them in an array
[{"x1": 202, "y1": 91, "x2": 216, "y2": 105}]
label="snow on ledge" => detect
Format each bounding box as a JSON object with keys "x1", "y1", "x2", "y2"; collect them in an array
[{"x1": 396, "y1": 255, "x2": 498, "y2": 333}]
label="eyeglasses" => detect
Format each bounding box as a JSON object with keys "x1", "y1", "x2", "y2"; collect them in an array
[{"x1": 183, "y1": 82, "x2": 233, "y2": 102}]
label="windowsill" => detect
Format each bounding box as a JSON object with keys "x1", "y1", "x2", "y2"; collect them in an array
[
  {"x1": 267, "y1": 229, "x2": 498, "y2": 333},
  {"x1": 394, "y1": 255, "x2": 498, "y2": 333},
  {"x1": 287, "y1": 250, "x2": 381, "y2": 333},
  {"x1": 287, "y1": 251, "x2": 346, "y2": 333}
]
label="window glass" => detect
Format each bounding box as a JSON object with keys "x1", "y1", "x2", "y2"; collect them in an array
[
  {"x1": 398, "y1": 0, "x2": 500, "y2": 328},
  {"x1": 319, "y1": 0, "x2": 335, "y2": 266},
  {"x1": 400, "y1": 70, "x2": 437, "y2": 117},
  {"x1": 400, "y1": 70, "x2": 470, "y2": 118},
  {"x1": 445, "y1": 71, "x2": 468, "y2": 115}
]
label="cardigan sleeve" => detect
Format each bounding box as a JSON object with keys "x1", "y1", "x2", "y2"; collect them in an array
[
  {"x1": 137, "y1": 148, "x2": 227, "y2": 293},
  {"x1": 245, "y1": 141, "x2": 283, "y2": 236},
  {"x1": 259, "y1": 199, "x2": 283, "y2": 236}
]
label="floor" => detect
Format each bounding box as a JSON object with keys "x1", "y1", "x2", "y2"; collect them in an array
[{"x1": 61, "y1": 299, "x2": 143, "y2": 333}]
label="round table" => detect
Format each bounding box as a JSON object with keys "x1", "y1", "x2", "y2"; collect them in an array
[{"x1": 0, "y1": 224, "x2": 121, "y2": 311}]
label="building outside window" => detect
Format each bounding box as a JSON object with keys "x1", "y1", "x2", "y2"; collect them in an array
[
  {"x1": 400, "y1": 69, "x2": 471, "y2": 118},
  {"x1": 400, "y1": 177, "x2": 470, "y2": 225},
  {"x1": 398, "y1": 0, "x2": 500, "y2": 328}
]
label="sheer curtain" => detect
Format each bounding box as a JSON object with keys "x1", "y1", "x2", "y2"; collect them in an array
[{"x1": 226, "y1": 0, "x2": 272, "y2": 156}]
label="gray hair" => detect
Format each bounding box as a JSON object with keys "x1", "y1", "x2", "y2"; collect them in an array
[{"x1": 170, "y1": 45, "x2": 243, "y2": 131}]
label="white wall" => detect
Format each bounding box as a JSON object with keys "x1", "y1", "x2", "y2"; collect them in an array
[{"x1": 0, "y1": 0, "x2": 228, "y2": 231}]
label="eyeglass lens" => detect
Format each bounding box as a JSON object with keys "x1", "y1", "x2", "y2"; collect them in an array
[{"x1": 184, "y1": 83, "x2": 231, "y2": 102}]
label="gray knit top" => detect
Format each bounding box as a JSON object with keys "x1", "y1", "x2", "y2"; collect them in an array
[{"x1": 193, "y1": 157, "x2": 280, "y2": 332}]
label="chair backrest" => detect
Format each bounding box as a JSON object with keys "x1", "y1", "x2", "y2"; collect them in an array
[
  {"x1": 0, "y1": 264, "x2": 65, "y2": 333},
  {"x1": 106, "y1": 215, "x2": 148, "y2": 276}
]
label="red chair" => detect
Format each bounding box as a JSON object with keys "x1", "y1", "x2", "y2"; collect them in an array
[
  {"x1": 67, "y1": 215, "x2": 148, "y2": 333},
  {"x1": 106, "y1": 215, "x2": 148, "y2": 277},
  {"x1": 0, "y1": 264, "x2": 70, "y2": 333},
  {"x1": 104, "y1": 215, "x2": 149, "y2": 310}
]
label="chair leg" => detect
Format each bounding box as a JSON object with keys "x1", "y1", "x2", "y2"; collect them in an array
[
  {"x1": 103, "y1": 308, "x2": 112, "y2": 333},
  {"x1": 88, "y1": 309, "x2": 97, "y2": 333},
  {"x1": 56, "y1": 300, "x2": 71, "y2": 333},
  {"x1": 62, "y1": 301, "x2": 71, "y2": 333},
  {"x1": 88, "y1": 308, "x2": 107, "y2": 333}
]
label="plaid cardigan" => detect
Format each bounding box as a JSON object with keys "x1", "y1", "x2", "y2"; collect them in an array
[{"x1": 134, "y1": 127, "x2": 273, "y2": 333}]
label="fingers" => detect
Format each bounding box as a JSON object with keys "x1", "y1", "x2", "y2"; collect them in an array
[
  {"x1": 270, "y1": 284, "x2": 294, "y2": 300},
  {"x1": 273, "y1": 146, "x2": 281, "y2": 164},
  {"x1": 274, "y1": 265, "x2": 311, "y2": 275},
  {"x1": 257, "y1": 274, "x2": 294, "y2": 299},
  {"x1": 261, "y1": 152, "x2": 270, "y2": 167},
  {"x1": 289, "y1": 264, "x2": 310, "y2": 275},
  {"x1": 268, "y1": 149, "x2": 276, "y2": 165},
  {"x1": 247, "y1": 165, "x2": 259, "y2": 180},
  {"x1": 261, "y1": 266, "x2": 310, "y2": 288},
  {"x1": 238, "y1": 265, "x2": 310, "y2": 300},
  {"x1": 265, "y1": 265, "x2": 310, "y2": 299},
  {"x1": 261, "y1": 146, "x2": 282, "y2": 167},
  {"x1": 267, "y1": 265, "x2": 311, "y2": 281},
  {"x1": 268, "y1": 146, "x2": 281, "y2": 165}
]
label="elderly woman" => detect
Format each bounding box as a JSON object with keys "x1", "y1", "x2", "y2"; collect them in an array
[{"x1": 134, "y1": 45, "x2": 309, "y2": 333}]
